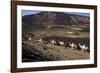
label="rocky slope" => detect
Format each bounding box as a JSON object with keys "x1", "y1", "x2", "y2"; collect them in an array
[{"x1": 22, "y1": 11, "x2": 90, "y2": 26}]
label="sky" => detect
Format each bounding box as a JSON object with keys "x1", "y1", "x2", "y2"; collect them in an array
[
  {"x1": 22, "y1": 10, "x2": 41, "y2": 16},
  {"x1": 22, "y1": 10, "x2": 90, "y2": 17}
]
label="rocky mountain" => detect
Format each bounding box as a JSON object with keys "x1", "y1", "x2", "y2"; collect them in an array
[{"x1": 22, "y1": 11, "x2": 90, "y2": 26}]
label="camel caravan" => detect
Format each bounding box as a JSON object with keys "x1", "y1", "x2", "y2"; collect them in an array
[{"x1": 22, "y1": 32, "x2": 90, "y2": 54}]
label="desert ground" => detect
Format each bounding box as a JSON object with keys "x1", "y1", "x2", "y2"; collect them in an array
[{"x1": 22, "y1": 25, "x2": 90, "y2": 62}]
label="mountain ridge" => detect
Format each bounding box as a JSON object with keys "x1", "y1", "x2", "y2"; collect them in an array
[{"x1": 22, "y1": 11, "x2": 90, "y2": 26}]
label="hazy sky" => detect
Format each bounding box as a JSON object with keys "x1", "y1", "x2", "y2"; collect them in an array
[
  {"x1": 22, "y1": 10, "x2": 41, "y2": 16},
  {"x1": 22, "y1": 10, "x2": 90, "y2": 17}
]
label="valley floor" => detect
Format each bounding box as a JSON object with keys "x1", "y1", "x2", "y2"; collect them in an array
[{"x1": 22, "y1": 25, "x2": 90, "y2": 62}]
